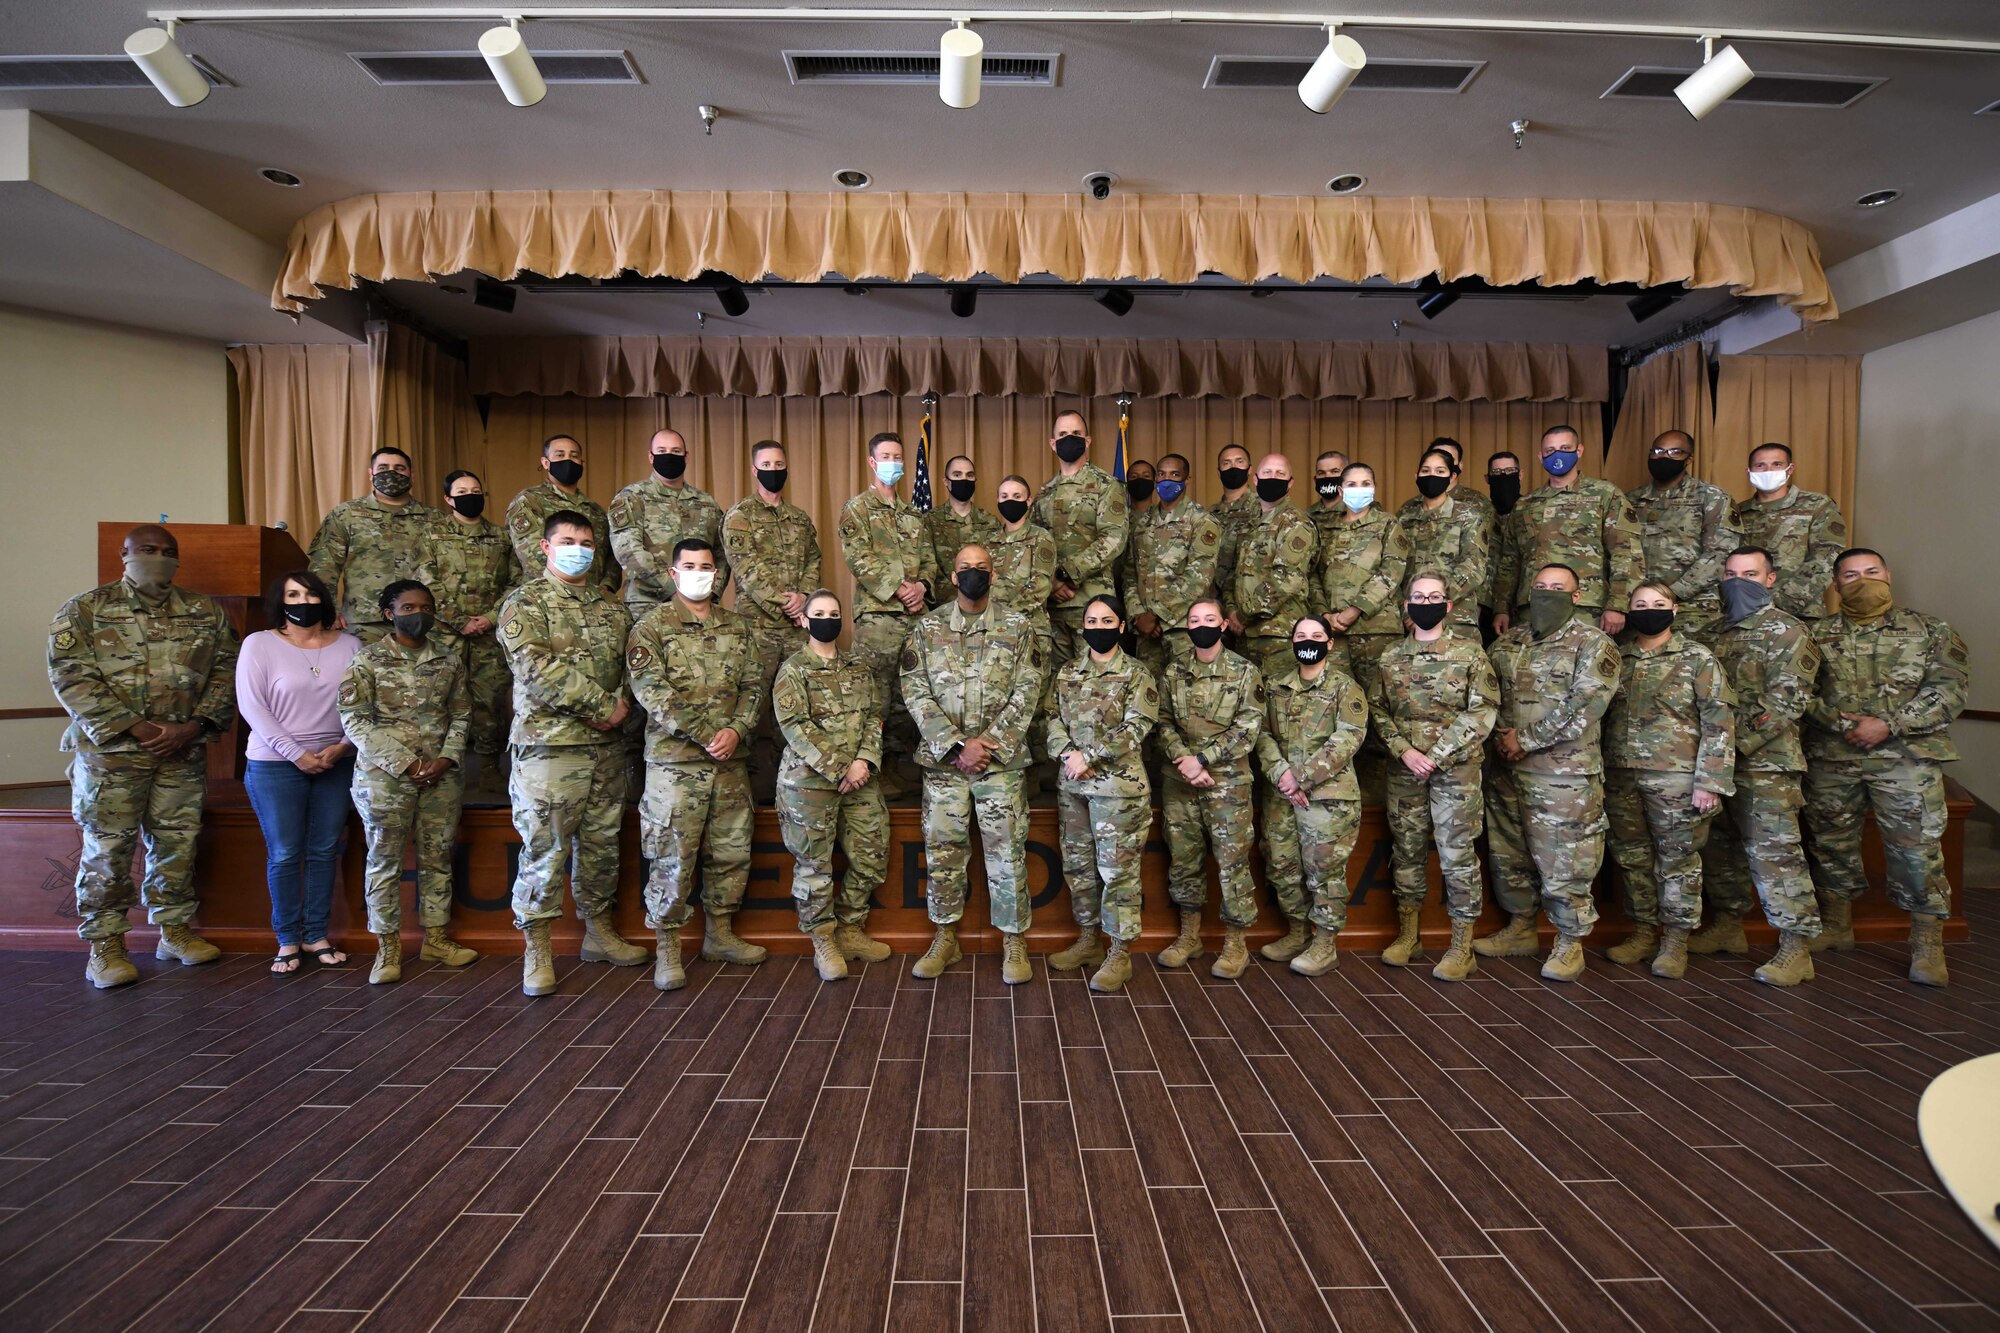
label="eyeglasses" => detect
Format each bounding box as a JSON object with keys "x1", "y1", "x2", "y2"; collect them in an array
[
  {"x1": 1407, "y1": 594, "x2": 1447, "y2": 604},
  {"x1": 1649, "y1": 447, "x2": 1691, "y2": 459}
]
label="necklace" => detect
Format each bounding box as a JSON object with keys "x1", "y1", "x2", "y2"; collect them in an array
[{"x1": 282, "y1": 627, "x2": 328, "y2": 676}]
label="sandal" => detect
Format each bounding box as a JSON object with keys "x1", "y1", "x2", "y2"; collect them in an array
[
  {"x1": 305, "y1": 942, "x2": 347, "y2": 967},
  {"x1": 271, "y1": 948, "x2": 302, "y2": 975}
]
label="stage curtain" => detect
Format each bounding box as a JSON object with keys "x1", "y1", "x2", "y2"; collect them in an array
[
  {"x1": 1604, "y1": 343, "x2": 1713, "y2": 491},
  {"x1": 273, "y1": 191, "x2": 1837, "y2": 323},
  {"x1": 1712, "y1": 353, "x2": 1859, "y2": 525},
  {"x1": 467, "y1": 335, "x2": 1608, "y2": 403}
]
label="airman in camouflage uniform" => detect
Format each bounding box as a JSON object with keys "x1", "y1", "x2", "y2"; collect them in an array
[
  {"x1": 1393, "y1": 494, "x2": 1489, "y2": 639},
  {"x1": 1393, "y1": 438, "x2": 1497, "y2": 610},
  {"x1": 1494, "y1": 427, "x2": 1643, "y2": 631},
  {"x1": 1733, "y1": 444, "x2": 1848, "y2": 622},
  {"x1": 1209, "y1": 446, "x2": 1258, "y2": 613},
  {"x1": 498, "y1": 512, "x2": 641, "y2": 996},
  {"x1": 308, "y1": 447, "x2": 441, "y2": 643},
  {"x1": 1322, "y1": 468, "x2": 1411, "y2": 801},
  {"x1": 609, "y1": 432, "x2": 730, "y2": 614},
  {"x1": 989, "y1": 481, "x2": 1057, "y2": 644},
  {"x1": 722, "y1": 444, "x2": 822, "y2": 801},
  {"x1": 925, "y1": 454, "x2": 1003, "y2": 583},
  {"x1": 1479, "y1": 566, "x2": 1624, "y2": 981},
  {"x1": 506, "y1": 435, "x2": 620, "y2": 589},
  {"x1": 50, "y1": 524, "x2": 238, "y2": 987},
  {"x1": 433, "y1": 473, "x2": 519, "y2": 788},
  {"x1": 1031, "y1": 413, "x2": 1129, "y2": 671},
  {"x1": 1127, "y1": 456, "x2": 1222, "y2": 673},
  {"x1": 1227, "y1": 458, "x2": 1320, "y2": 678},
  {"x1": 1155, "y1": 601, "x2": 1265, "y2": 978},
  {"x1": 1306, "y1": 449, "x2": 1352, "y2": 544},
  {"x1": 901, "y1": 546, "x2": 1047, "y2": 983},
  {"x1": 1802, "y1": 549, "x2": 1967, "y2": 986},
  {"x1": 1624, "y1": 431, "x2": 1740, "y2": 637},
  {"x1": 839, "y1": 433, "x2": 939, "y2": 795}
]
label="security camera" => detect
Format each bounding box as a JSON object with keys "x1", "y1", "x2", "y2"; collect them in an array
[{"x1": 1083, "y1": 171, "x2": 1118, "y2": 201}]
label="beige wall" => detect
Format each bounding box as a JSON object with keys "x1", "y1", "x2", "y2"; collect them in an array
[
  {"x1": 1856, "y1": 305, "x2": 2000, "y2": 806},
  {"x1": 0, "y1": 304, "x2": 230, "y2": 786}
]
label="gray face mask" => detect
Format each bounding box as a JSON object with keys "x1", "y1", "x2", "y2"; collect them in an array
[
  {"x1": 123, "y1": 554, "x2": 178, "y2": 596},
  {"x1": 1719, "y1": 577, "x2": 1774, "y2": 626}
]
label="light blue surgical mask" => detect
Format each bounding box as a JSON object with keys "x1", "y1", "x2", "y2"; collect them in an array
[
  {"x1": 550, "y1": 545, "x2": 595, "y2": 577},
  {"x1": 874, "y1": 459, "x2": 905, "y2": 486},
  {"x1": 1342, "y1": 486, "x2": 1375, "y2": 512},
  {"x1": 1542, "y1": 449, "x2": 1580, "y2": 477}
]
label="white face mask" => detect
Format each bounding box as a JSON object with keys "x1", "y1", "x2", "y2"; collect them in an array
[
  {"x1": 1748, "y1": 468, "x2": 1790, "y2": 493},
  {"x1": 675, "y1": 567, "x2": 716, "y2": 601}
]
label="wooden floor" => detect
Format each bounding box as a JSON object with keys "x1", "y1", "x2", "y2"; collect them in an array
[{"x1": 2, "y1": 907, "x2": 1998, "y2": 1333}]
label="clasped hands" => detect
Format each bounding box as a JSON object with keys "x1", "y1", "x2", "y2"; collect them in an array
[
  {"x1": 129, "y1": 719, "x2": 202, "y2": 759},
  {"x1": 402, "y1": 756, "x2": 455, "y2": 787}
]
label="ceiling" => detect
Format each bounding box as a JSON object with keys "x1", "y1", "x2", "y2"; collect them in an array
[{"x1": 2, "y1": 1, "x2": 1998, "y2": 345}]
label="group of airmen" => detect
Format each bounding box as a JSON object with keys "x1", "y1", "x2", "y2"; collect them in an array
[{"x1": 50, "y1": 413, "x2": 1967, "y2": 996}]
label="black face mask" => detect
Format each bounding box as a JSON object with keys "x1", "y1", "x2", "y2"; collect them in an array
[
  {"x1": 1406, "y1": 602, "x2": 1449, "y2": 631},
  {"x1": 448, "y1": 493, "x2": 486, "y2": 519},
  {"x1": 1315, "y1": 478, "x2": 1342, "y2": 499},
  {"x1": 393, "y1": 611, "x2": 435, "y2": 639},
  {"x1": 1487, "y1": 472, "x2": 1521, "y2": 514},
  {"x1": 996, "y1": 498, "x2": 1029, "y2": 525},
  {"x1": 1256, "y1": 477, "x2": 1291, "y2": 503},
  {"x1": 807, "y1": 616, "x2": 842, "y2": 644},
  {"x1": 1292, "y1": 640, "x2": 1328, "y2": 665},
  {"x1": 1416, "y1": 474, "x2": 1451, "y2": 499},
  {"x1": 1647, "y1": 456, "x2": 1688, "y2": 484},
  {"x1": 1082, "y1": 626, "x2": 1122, "y2": 655},
  {"x1": 947, "y1": 477, "x2": 976, "y2": 503},
  {"x1": 282, "y1": 603, "x2": 328, "y2": 628},
  {"x1": 756, "y1": 467, "x2": 788, "y2": 494},
  {"x1": 652, "y1": 452, "x2": 687, "y2": 480},
  {"x1": 1126, "y1": 477, "x2": 1155, "y2": 504},
  {"x1": 1628, "y1": 607, "x2": 1676, "y2": 637},
  {"x1": 954, "y1": 568, "x2": 992, "y2": 601},
  {"x1": 548, "y1": 459, "x2": 584, "y2": 487},
  {"x1": 1187, "y1": 624, "x2": 1224, "y2": 651},
  {"x1": 1219, "y1": 465, "x2": 1250, "y2": 491},
  {"x1": 1054, "y1": 435, "x2": 1088, "y2": 464}
]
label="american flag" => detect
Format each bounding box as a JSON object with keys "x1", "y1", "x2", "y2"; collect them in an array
[{"x1": 912, "y1": 399, "x2": 935, "y2": 512}]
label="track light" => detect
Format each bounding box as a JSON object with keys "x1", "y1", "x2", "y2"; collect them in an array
[
  {"x1": 940, "y1": 20, "x2": 983, "y2": 109},
  {"x1": 479, "y1": 21, "x2": 546, "y2": 108},
  {"x1": 1298, "y1": 29, "x2": 1366, "y2": 114},
  {"x1": 1417, "y1": 287, "x2": 1460, "y2": 320},
  {"x1": 1095, "y1": 286, "x2": 1134, "y2": 317},
  {"x1": 1627, "y1": 290, "x2": 1681, "y2": 323},
  {"x1": 712, "y1": 277, "x2": 749, "y2": 317},
  {"x1": 949, "y1": 284, "x2": 978, "y2": 318},
  {"x1": 1674, "y1": 38, "x2": 1753, "y2": 120},
  {"x1": 124, "y1": 25, "x2": 209, "y2": 108}
]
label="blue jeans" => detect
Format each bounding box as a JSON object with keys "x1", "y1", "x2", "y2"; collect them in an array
[{"x1": 245, "y1": 757, "x2": 355, "y2": 947}]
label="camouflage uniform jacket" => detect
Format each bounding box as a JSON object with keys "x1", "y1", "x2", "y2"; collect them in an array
[
  {"x1": 1031, "y1": 464, "x2": 1129, "y2": 605},
  {"x1": 925, "y1": 504, "x2": 1003, "y2": 582},
  {"x1": 1369, "y1": 633, "x2": 1499, "y2": 768},
  {"x1": 989, "y1": 524, "x2": 1057, "y2": 627},
  {"x1": 338, "y1": 634, "x2": 470, "y2": 776},
  {"x1": 1731, "y1": 487, "x2": 1848, "y2": 622},
  {"x1": 431, "y1": 515, "x2": 518, "y2": 630},
  {"x1": 497, "y1": 572, "x2": 632, "y2": 748},
  {"x1": 1211, "y1": 491, "x2": 1260, "y2": 609},
  {"x1": 1229, "y1": 504, "x2": 1318, "y2": 639},
  {"x1": 609, "y1": 478, "x2": 729, "y2": 608},
  {"x1": 308, "y1": 495, "x2": 443, "y2": 631},
  {"x1": 1494, "y1": 477, "x2": 1643, "y2": 614},
  {"x1": 1487, "y1": 614, "x2": 1622, "y2": 776},
  {"x1": 772, "y1": 647, "x2": 883, "y2": 787},
  {"x1": 1804, "y1": 607, "x2": 1968, "y2": 764},
  {"x1": 1701, "y1": 605, "x2": 1819, "y2": 773},
  {"x1": 1391, "y1": 496, "x2": 1490, "y2": 630},
  {"x1": 1626, "y1": 475, "x2": 1739, "y2": 615},
  {"x1": 506, "y1": 482, "x2": 619, "y2": 590},
  {"x1": 1048, "y1": 650, "x2": 1158, "y2": 796},
  {"x1": 839, "y1": 491, "x2": 938, "y2": 616},
  {"x1": 1128, "y1": 500, "x2": 1222, "y2": 627},
  {"x1": 1603, "y1": 633, "x2": 1737, "y2": 794},
  {"x1": 1254, "y1": 666, "x2": 1368, "y2": 802},
  {"x1": 1318, "y1": 506, "x2": 1410, "y2": 636},
  {"x1": 1397, "y1": 485, "x2": 1497, "y2": 563},
  {"x1": 48, "y1": 580, "x2": 240, "y2": 755},
  {"x1": 901, "y1": 601, "x2": 1044, "y2": 772},
  {"x1": 1157, "y1": 649, "x2": 1265, "y2": 775},
  {"x1": 627, "y1": 599, "x2": 764, "y2": 765},
  {"x1": 721, "y1": 496, "x2": 822, "y2": 629}
]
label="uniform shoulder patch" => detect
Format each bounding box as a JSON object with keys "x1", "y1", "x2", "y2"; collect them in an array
[
  {"x1": 628, "y1": 643, "x2": 654, "y2": 672},
  {"x1": 1595, "y1": 646, "x2": 1620, "y2": 680},
  {"x1": 900, "y1": 645, "x2": 919, "y2": 671},
  {"x1": 1344, "y1": 693, "x2": 1367, "y2": 720},
  {"x1": 338, "y1": 678, "x2": 360, "y2": 707},
  {"x1": 1144, "y1": 683, "x2": 1159, "y2": 704},
  {"x1": 1199, "y1": 528, "x2": 1217, "y2": 546},
  {"x1": 510, "y1": 508, "x2": 533, "y2": 533}
]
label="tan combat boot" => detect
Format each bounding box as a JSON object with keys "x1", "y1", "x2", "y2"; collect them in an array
[
  {"x1": 834, "y1": 920, "x2": 892, "y2": 963},
  {"x1": 1049, "y1": 926, "x2": 1105, "y2": 972},
  {"x1": 1650, "y1": 927, "x2": 1690, "y2": 979},
  {"x1": 1089, "y1": 938, "x2": 1133, "y2": 993},
  {"x1": 1381, "y1": 902, "x2": 1423, "y2": 967},
  {"x1": 1686, "y1": 910, "x2": 1748, "y2": 956},
  {"x1": 701, "y1": 911, "x2": 768, "y2": 965},
  {"x1": 370, "y1": 932, "x2": 402, "y2": 985},
  {"x1": 1810, "y1": 893, "x2": 1855, "y2": 953},
  {"x1": 580, "y1": 913, "x2": 649, "y2": 966},
  {"x1": 522, "y1": 920, "x2": 556, "y2": 996},
  {"x1": 1001, "y1": 932, "x2": 1032, "y2": 985},
  {"x1": 1540, "y1": 933, "x2": 1585, "y2": 982},
  {"x1": 155, "y1": 923, "x2": 221, "y2": 966},
  {"x1": 421, "y1": 926, "x2": 478, "y2": 967},
  {"x1": 1431, "y1": 920, "x2": 1477, "y2": 982},
  {"x1": 912, "y1": 923, "x2": 961, "y2": 980},
  {"x1": 1908, "y1": 915, "x2": 1948, "y2": 988},
  {"x1": 1261, "y1": 917, "x2": 1311, "y2": 963},
  {"x1": 1474, "y1": 912, "x2": 1540, "y2": 958},
  {"x1": 1755, "y1": 931, "x2": 1815, "y2": 986},
  {"x1": 654, "y1": 926, "x2": 686, "y2": 991},
  {"x1": 85, "y1": 936, "x2": 138, "y2": 989},
  {"x1": 1210, "y1": 925, "x2": 1250, "y2": 979},
  {"x1": 1605, "y1": 924, "x2": 1658, "y2": 966},
  {"x1": 1290, "y1": 926, "x2": 1340, "y2": 977},
  {"x1": 810, "y1": 923, "x2": 848, "y2": 982},
  {"x1": 1157, "y1": 909, "x2": 1204, "y2": 969}
]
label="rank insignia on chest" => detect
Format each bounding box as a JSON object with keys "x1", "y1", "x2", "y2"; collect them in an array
[
  {"x1": 502, "y1": 619, "x2": 524, "y2": 640},
  {"x1": 53, "y1": 629, "x2": 76, "y2": 651}
]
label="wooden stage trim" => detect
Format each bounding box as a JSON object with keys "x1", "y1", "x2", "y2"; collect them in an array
[{"x1": 0, "y1": 792, "x2": 1972, "y2": 955}]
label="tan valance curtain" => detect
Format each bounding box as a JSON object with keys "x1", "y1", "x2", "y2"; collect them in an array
[
  {"x1": 468, "y1": 335, "x2": 1608, "y2": 403},
  {"x1": 1713, "y1": 353, "x2": 1859, "y2": 525},
  {"x1": 1604, "y1": 343, "x2": 1713, "y2": 491},
  {"x1": 274, "y1": 191, "x2": 1838, "y2": 323}
]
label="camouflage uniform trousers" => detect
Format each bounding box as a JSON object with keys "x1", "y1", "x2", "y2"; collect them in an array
[
  {"x1": 641, "y1": 759, "x2": 754, "y2": 929},
  {"x1": 69, "y1": 750, "x2": 207, "y2": 941},
  {"x1": 1803, "y1": 756, "x2": 1952, "y2": 918},
  {"x1": 1049, "y1": 605, "x2": 1088, "y2": 678},
  {"x1": 1604, "y1": 768, "x2": 1715, "y2": 930},
  {"x1": 459, "y1": 629, "x2": 512, "y2": 759},
  {"x1": 1484, "y1": 763, "x2": 1605, "y2": 937},
  {"x1": 852, "y1": 613, "x2": 920, "y2": 786},
  {"x1": 1057, "y1": 788, "x2": 1151, "y2": 943},
  {"x1": 922, "y1": 768, "x2": 1032, "y2": 933},
  {"x1": 1260, "y1": 790, "x2": 1361, "y2": 931},
  {"x1": 353, "y1": 765, "x2": 464, "y2": 934},
  {"x1": 1162, "y1": 765, "x2": 1257, "y2": 927},
  {"x1": 1701, "y1": 771, "x2": 1821, "y2": 934},
  {"x1": 508, "y1": 743, "x2": 625, "y2": 928},
  {"x1": 1384, "y1": 760, "x2": 1485, "y2": 922},
  {"x1": 1345, "y1": 633, "x2": 1397, "y2": 806},
  {"x1": 778, "y1": 758, "x2": 888, "y2": 933},
  {"x1": 744, "y1": 616, "x2": 807, "y2": 803}
]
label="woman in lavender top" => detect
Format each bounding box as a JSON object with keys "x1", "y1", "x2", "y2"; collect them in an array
[{"x1": 238, "y1": 570, "x2": 363, "y2": 973}]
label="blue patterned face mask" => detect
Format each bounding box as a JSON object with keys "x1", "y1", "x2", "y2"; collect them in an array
[
  {"x1": 1542, "y1": 449, "x2": 1579, "y2": 477},
  {"x1": 550, "y1": 545, "x2": 594, "y2": 577},
  {"x1": 1154, "y1": 478, "x2": 1185, "y2": 503},
  {"x1": 874, "y1": 459, "x2": 905, "y2": 486}
]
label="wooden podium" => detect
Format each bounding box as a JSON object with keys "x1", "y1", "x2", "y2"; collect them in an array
[{"x1": 96, "y1": 522, "x2": 308, "y2": 806}]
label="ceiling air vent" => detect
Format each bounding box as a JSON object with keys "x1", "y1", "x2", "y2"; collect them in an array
[
  {"x1": 0, "y1": 54, "x2": 228, "y2": 91},
  {"x1": 1204, "y1": 56, "x2": 1484, "y2": 92},
  {"x1": 1603, "y1": 67, "x2": 1884, "y2": 108},
  {"x1": 784, "y1": 51, "x2": 1060, "y2": 86},
  {"x1": 350, "y1": 50, "x2": 641, "y2": 85}
]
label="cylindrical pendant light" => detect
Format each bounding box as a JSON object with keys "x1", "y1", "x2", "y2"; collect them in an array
[
  {"x1": 124, "y1": 26, "x2": 210, "y2": 108},
  {"x1": 1298, "y1": 32, "x2": 1366, "y2": 114},
  {"x1": 1674, "y1": 41, "x2": 1753, "y2": 119},
  {"x1": 940, "y1": 22, "x2": 983, "y2": 109},
  {"x1": 479, "y1": 23, "x2": 547, "y2": 108}
]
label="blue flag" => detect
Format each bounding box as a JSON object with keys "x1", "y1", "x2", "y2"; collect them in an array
[{"x1": 913, "y1": 405, "x2": 934, "y2": 512}]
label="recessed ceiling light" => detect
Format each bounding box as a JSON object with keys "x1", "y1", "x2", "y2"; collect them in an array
[
  {"x1": 1855, "y1": 188, "x2": 1902, "y2": 208},
  {"x1": 1327, "y1": 173, "x2": 1366, "y2": 194},
  {"x1": 833, "y1": 169, "x2": 872, "y2": 189},
  {"x1": 260, "y1": 167, "x2": 301, "y2": 187}
]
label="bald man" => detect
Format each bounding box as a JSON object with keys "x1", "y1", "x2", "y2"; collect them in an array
[
  {"x1": 610, "y1": 428, "x2": 730, "y2": 617},
  {"x1": 1224, "y1": 453, "x2": 1320, "y2": 677},
  {"x1": 49, "y1": 524, "x2": 240, "y2": 987}
]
